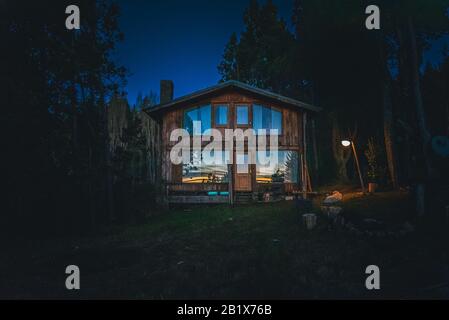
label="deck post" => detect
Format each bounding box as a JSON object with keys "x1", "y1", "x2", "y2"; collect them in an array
[
  {"x1": 228, "y1": 163, "x2": 234, "y2": 205},
  {"x1": 302, "y1": 112, "x2": 308, "y2": 199}
]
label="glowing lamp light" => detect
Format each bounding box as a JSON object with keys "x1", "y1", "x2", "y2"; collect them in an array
[{"x1": 341, "y1": 140, "x2": 351, "y2": 147}]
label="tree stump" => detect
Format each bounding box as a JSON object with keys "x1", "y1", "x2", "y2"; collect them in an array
[{"x1": 302, "y1": 213, "x2": 317, "y2": 230}]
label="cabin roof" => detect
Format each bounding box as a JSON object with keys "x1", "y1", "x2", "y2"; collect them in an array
[{"x1": 145, "y1": 80, "x2": 321, "y2": 114}]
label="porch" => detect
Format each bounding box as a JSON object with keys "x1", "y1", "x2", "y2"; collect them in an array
[{"x1": 165, "y1": 182, "x2": 304, "y2": 204}]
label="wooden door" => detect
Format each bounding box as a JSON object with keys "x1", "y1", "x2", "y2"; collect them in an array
[{"x1": 234, "y1": 153, "x2": 252, "y2": 191}]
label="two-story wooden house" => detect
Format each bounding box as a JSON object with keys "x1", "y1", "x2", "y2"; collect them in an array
[{"x1": 146, "y1": 80, "x2": 321, "y2": 204}]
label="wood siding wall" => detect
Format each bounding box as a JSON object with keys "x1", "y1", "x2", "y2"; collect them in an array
[
  {"x1": 159, "y1": 90, "x2": 305, "y2": 190},
  {"x1": 108, "y1": 99, "x2": 162, "y2": 185}
]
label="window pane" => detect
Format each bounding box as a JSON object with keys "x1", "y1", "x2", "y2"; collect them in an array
[
  {"x1": 236, "y1": 105, "x2": 248, "y2": 125},
  {"x1": 215, "y1": 105, "x2": 228, "y2": 125},
  {"x1": 182, "y1": 150, "x2": 229, "y2": 183},
  {"x1": 271, "y1": 109, "x2": 282, "y2": 134},
  {"x1": 256, "y1": 151, "x2": 298, "y2": 183},
  {"x1": 283, "y1": 151, "x2": 299, "y2": 183},
  {"x1": 253, "y1": 104, "x2": 262, "y2": 131},
  {"x1": 184, "y1": 104, "x2": 211, "y2": 135},
  {"x1": 252, "y1": 104, "x2": 282, "y2": 134}
]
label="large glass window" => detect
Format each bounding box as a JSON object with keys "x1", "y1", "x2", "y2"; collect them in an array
[
  {"x1": 236, "y1": 105, "x2": 249, "y2": 125},
  {"x1": 214, "y1": 104, "x2": 228, "y2": 126},
  {"x1": 182, "y1": 150, "x2": 229, "y2": 183},
  {"x1": 184, "y1": 104, "x2": 211, "y2": 135},
  {"x1": 256, "y1": 150, "x2": 299, "y2": 183},
  {"x1": 253, "y1": 104, "x2": 282, "y2": 134}
]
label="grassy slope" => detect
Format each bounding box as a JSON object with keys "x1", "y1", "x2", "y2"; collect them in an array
[{"x1": 1, "y1": 192, "x2": 448, "y2": 299}]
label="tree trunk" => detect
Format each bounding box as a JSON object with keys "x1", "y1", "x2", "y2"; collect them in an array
[
  {"x1": 378, "y1": 32, "x2": 399, "y2": 189},
  {"x1": 407, "y1": 16, "x2": 433, "y2": 177},
  {"x1": 311, "y1": 118, "x2": 319, "y2": 177},
  {"x1": 102, "y1": 94, "x2": 115, "y2": 223},
  {"x1": 331, "y1": 115, "x2": 351, "y2": 182},
  {"x1": 396, "y1": 27, "x2": 413, "y2": 182},
  {"x1": 383, "y1": 80, "x2": 399, "y2": 188},
  {"x1": 71, "y1": 81, "x2": 78, "y2": 152}
]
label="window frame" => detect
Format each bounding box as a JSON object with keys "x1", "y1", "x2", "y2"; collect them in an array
[
  {"x1": 181, "y1": 149, "x2": 230, "y2": 184},
  {"x1": 212, "y1": 103, "x2": 229, "y2": 128},
  {"x1": 255, "y1": 149, "x2": 299, "y2": 184},
  {"x1": 182, "y1": 104, "x2": 212, "y2": 136},
  {"x1": 252, "y1": 103, "x2": 283, "y2": 135},
  {"x1": 235, "y1": 103, "x2": 252, "y2": 128}
]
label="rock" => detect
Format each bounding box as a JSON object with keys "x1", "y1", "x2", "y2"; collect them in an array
[
  {"x1": 303, "y1": 213, "x2": 317, "y2": 230},
  {"x1": 329, "y1": 206, "x2": 343, "y2": 215},
  {"x1": 323, "y1": 191, "x2": 343, "y2": 204}
]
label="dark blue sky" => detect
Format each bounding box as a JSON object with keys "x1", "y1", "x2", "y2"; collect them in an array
[
  {"x1": 115, "y1": 0, "x2": 448, "y2": 106},
  {"x1": 114, "y1": 0, "x2": 293, "y2": 105}
]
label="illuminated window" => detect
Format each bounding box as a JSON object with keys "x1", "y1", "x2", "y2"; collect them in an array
[
  {"x1": 236, "y1": 105, "x2": 249, "y2": 125},
  {"x1": 215, "y1": 105, "x2": 228, "y2": 125},
  {"x1": 256, "y1": 150, "x2": 298, "y2": 183},
  {"x1": 182, "y1": 150, "x2": 230, "y2": 183},
  {"x1": 184, "y1": 104, "x2": 211, "y2": 135},
  {"x1": 253, "y1": 104, "x2": 282, "y2": 134}
]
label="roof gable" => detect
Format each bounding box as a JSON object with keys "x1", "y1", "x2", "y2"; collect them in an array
[{"x1": 145, "y1": 80, "x2": 321, "y2": 114}]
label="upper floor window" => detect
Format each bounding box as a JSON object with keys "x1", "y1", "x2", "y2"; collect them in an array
[
  {"x1": 253, "y1": 104, "x2": 282, "y2": 134},
  {"x1": 236, "y1": 105, "x2": 249, "y2": 125},
  {"x1": 214, "y1": 104, "x2": 228, "y2": 126},
  {"x1": 184, "y1": 104, "x2": 211, "y2": 135}
]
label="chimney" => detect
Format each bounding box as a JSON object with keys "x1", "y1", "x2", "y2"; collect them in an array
[{"x1": 160, "y1": 80, "x2": 174, "y2": 104}]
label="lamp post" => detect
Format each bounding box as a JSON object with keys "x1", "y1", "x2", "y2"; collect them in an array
[{"x1": 341, "y1": 140, "x2": 366, "y2": 194}]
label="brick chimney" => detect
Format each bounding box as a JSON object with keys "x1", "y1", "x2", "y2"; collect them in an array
[{"x1": 160, "y1": 80, "x2": 174, "y2": 104}]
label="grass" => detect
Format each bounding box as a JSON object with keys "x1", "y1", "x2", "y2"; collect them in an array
[{"x1": 1, "y1": 191, "x2": 448, "y2": 299}]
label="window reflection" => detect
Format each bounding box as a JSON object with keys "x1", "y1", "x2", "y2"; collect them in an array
[
  {"x1": 184, "y1": 104, "x2": 211, "y2": 135},
  {"x1": 182, "y1": 150, "x2": 230, "y2": 183},
  {"x1": 215, "y1": 104, "x2": 228, "y2": 125},
  {"x1": 236, "y1": 105, "x2": 249, "y2": 125},
  {"x1": 256, "y1": 150, "x2": 298, "y2": 183},
  {"x1": 253, "y1": 104, "x2": 282, "y2": 134}
]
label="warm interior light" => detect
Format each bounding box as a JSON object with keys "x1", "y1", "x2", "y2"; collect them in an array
[{"x1": 341, "y1": 140, "x2": 351, "y2": 147}]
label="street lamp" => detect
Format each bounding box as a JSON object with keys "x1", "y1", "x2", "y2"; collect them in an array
[{"x1": 341, "y1": 139, "x2": 366, "y2": 194}]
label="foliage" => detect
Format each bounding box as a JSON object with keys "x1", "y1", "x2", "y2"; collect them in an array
[
  {"x1": 218, "y1": 0, "x2": 302, "y2": 97},
  {"x1": 2, "y1": 0, "x2": 127, "y2": 235},
  {"x1": 364, "y1": 138, "x2": 386, "y2": 184}
]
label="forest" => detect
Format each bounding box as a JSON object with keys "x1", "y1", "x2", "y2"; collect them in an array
[{"x1": 2, "y1": 0, "x2": 449, "y2": 239}]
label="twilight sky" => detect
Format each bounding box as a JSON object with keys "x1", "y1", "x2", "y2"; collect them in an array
[
  {"x1": 114, "y1": 0, "x2": 293, "y2": 105},
  {"x1": 114, "y1": 0, "x2": 448, "y2": 106}
]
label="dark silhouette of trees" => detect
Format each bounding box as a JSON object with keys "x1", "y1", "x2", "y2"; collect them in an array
[
  {"x1": 2, "y1": 0, "x2": 132, "y2": 237},
  {"x1": 219, "y1": 0, "x2": 448, "y2": 187}
]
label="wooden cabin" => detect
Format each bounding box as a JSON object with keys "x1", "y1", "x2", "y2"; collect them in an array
[{"x1": 146, "y1": 80, "x2": 321, "y2": 204}]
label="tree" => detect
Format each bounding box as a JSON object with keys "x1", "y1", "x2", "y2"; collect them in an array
[
  {"x1": 218, "y1": 0, "x2": 301, "y2": 97},
  {"x1": 293, "y1": 0, "x2": 382, "y2": 183},
  {"x1": 2, "y1": 0, "x2": 127, "y2": 235},
  {"x1": 218, "y1": 32, "x2": 240, "y2": 81},
  {"x1": 379, "y1": 0, "x2": 449, "y2": 179}
]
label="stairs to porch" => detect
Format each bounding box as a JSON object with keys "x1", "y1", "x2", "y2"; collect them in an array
[{"x1": 235, "y1": 192, "x2": 254, "y2": 204}]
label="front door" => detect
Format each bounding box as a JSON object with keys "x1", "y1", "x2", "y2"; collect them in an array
[
  {"x1": 234, "y1": 153, "x2": 252, "y2": 191},
  {"x1": 233, "y1": 103, "x2": 253, "y2": 192}
]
